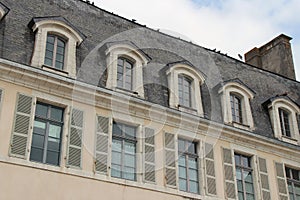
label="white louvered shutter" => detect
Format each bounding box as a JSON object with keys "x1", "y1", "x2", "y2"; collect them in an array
[
  {"x1": 275, "y1": 162, "x2": 288, "y2": 200},
  {"x1": 67, "y1": 108, "x2": 84, "y2": 168},
  {"x1": 258, "y1": 157, "x2": 271, "y2": 200},
  {"x1": 95, "y1": 115, "x2": 109, "y2": 174},
  {"x1": 222, "y1": 148, "x2": 236, "y2": 199},
  {"x1": 164, "y1": 132, "x2": 177, "y2": 187},
  {"x1": 144, "y1": 127, "x2": 156, "y2": 183},
  {"x1": 10, "y1": 93, "x2": 34, "y2": 158},
  {"x1": 205, "y1": 143, "x2": 217, "y2": 195}
]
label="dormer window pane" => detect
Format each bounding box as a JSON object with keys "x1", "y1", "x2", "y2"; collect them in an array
[
  {"x1": 44, "y1": 34, "x2": 65, "y2": 70},
  {"x1": 117, "y1": 57, "x2": 133, "y2": 91},
  {"x1": 178, "y1": 75, "x2": 192, "y2": 108},
  {"x1": 279, "y1": 108, "x2": 291, "y2": 137},
  {"x1": 230, "y1": 94, "x2": 243, "y2": 123}
]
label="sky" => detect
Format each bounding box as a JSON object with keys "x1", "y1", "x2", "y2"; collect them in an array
[{"x1": 93, "y1": 0, "x2": 300, "y2": 81}]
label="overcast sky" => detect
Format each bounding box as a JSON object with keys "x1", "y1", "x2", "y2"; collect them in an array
[{"x1": 93, "y1": 0, "x2": 300, "y2": 81}]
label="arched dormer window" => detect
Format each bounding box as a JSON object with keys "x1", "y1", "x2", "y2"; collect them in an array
[
  {"x1": 266, "y1": 97, "x2": 300, "y2": 145},
  {"x1": 166, "y1": 63, "x2": 205, "y2": 116},
  {"x1": 219, "y1": 80, "x2": 255, "y2": 130},
  {"x1": 105, "y1": 42, "x2": 150, "y2": 98},
  {"x1": 29, "y1": 17, "x2": 85, "y2": 78}
]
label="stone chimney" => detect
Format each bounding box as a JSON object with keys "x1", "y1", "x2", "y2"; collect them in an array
[{"x1": 244, "y1": 34, "x2": 296, "y2": 80}]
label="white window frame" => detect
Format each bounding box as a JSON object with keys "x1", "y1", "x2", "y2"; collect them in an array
[
  {"x1": 267, "y1": 98, "x2": 300, "y2": 145},
  {"x1": 166, "y1": 64, "x2": 205, "y2": 116},
  {"x1": 30, "y1": 19, "x2": 83, "y2": 78},
  {"x1": 105, "y1": 44, "x2": 149, "y2": 98},
  {"x1": 219, "y1": 82, "x2": 255, "y2": 130}
]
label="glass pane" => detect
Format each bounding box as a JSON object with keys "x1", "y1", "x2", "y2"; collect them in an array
[
  {"x1": 179, "y1": 166, "x2": 187, "y2": 178},
  {"x1": 235, "y1": 154, "x2": 241, "y2": 165},
  {"x1": 55, "y1": 61, "x2": 63, "y2": 70},
  {"x1": 111, "y1": 151, "x2": 121, "y2": 165},
  {"x1": 44, "y1": 58, "x2": 53, "y2": 66},
  {"x1": 117, "y1": 58, "x2": 123, "y2": 66},
  {"x1": 188, "y1": 157, "x2": 197, "y2": 169},
  {"x1": 45, "y1": 50, "x2": 53, "y2": 59},
  {"x1": 124, "y1": 125, "x2": 135, "y2": 138},
  {"x1": 33, "y1": 120, "x2": 46, "y2": 135},
  {"x1": 57, "y1": 38, "x2": 65, "y2": 47},
  {"x1": 112, "y1": 139, "x2": 122, "y2": 152},
  {"x1": 244, "y1": 171, "x2": 253, "y2": 182},
  {"x1": 30, "y1": 147, "x2": 43, "y2": 163},
  {"x1": 238, "y1": 192, "x2": 244, "y2": 200},
  {"x1": 36, "y1": 103, "x2": 48, "y2": 117},
  {"x1": 189, "y1": 169, "x2": 198, "y2": 181},
  {"x1": 124, "y1": 142, "x2": 135, "y2": 154},
  {"x1": 124, "y1": 167, "x2": 135, "y2": 180},
  {"x1": 289, "y1": 194, "x2": 295, "y2": 200},
  {"x1": 50, "y1": 107, "x2": 63, "y2": 121},
  {"x1": 245, "y1": 182, "x2": 254, "y2": 193},
  {"x1": 47, "y1": 35, "x2": 55, "y2": 43},
  {"x1": 178, "y1": 156, "x2": 186, "y2": 166},
  {"x1": 113, "y1": 123, "x2": 122, "y2": 136},
  {"x1": 57, "y1": 46, "x2": 64, "y2": 54},
  {"x1": 178, "y1": 140, "x2": 185, "y2": 152},
  {"x1": 31, "y1": 134, "x2": 44, "y2": 148},
  {"x1": 246, "y1": 193, "x2": 255, "y2": 200},
  {"x1": 124, "y1": 154, "x2": 135, "y2": 167},
  {"x1": 46, "y1": 43, "x2": 54, "y2": 51},
  {"x1": 295, "y1": 184, "x2": 300, "y2": 194},
  {"x1": 236, "y1": 168, "x2": 242, "y2": 180},
  {"x1": 188, "y1": 142, "x2": 196, "y2": 154},
  {"x1": 237, "y1": 180, "x2": 243, "y2": 192},
  {"x1": 125, "y1": 60, "x2": 132, "y2": 70},
  {"x1": 49, "y1": 124, "x2": 61, "y2": 138},
  {"x1": 242, "y1": 156, "x2": 250, "y2": 167},
  {"x1": 47, "y1": 137, "x2": 60, "y2": 151},
  {"x1": 56, "y1": 54, "x2": 64, "y2": 62},
  {"x1": 189, "y1": 180, "x2": 199, "y2": 193},
  {"x1": 46, "y1": 151, "x2": 60, "y2": 166},
  {"x1": 179, "y1": 178, "x2": 187, "y2": 191},
  {"x1": 111, "y1": 164, "x2": 121, "y2": 178},
  {"x1": 293, "y1": 169, "x2": 300, "y2": 181}
]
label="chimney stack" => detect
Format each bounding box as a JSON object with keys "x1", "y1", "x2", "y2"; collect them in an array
[{"x1": 244, "y1": 34, "x2": 296, "y2": 80}]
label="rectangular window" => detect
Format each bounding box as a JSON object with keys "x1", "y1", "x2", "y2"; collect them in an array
[
  {"x1": 178, "y1": 75, "x2": 192, "y2": 108},
  {"x1": 230, "y1": 94, "x2": 243, "y2": 123},
  {"x1": 30, "y1": 102, "x2": 64, "y2": 166},
  {"x1": 117, "y1": 57, "x2": 133, "y2": 91},
  {"x1": 111, "y1": 122, "x2": 137, "y2": 181},
  {"x1": 44, "y1": 34, "x2": 65, "y2": 70},
  {"x1": 285, "y1": 167, "x2": 300, "y2": 200},
  {"x1": 235, "y1": 153, "x2": 255, "y2": 200},
  {"x1": 178, "y1": 139, "x2": 199, "y2": 194},
  {"x1": 279, "y1": 108, "x2": 291, "y2": 137}
]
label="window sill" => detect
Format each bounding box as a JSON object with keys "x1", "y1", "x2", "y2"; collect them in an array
[
  {"x1": 178, "y1": 105, "x2": 198, "y2": 115},
  {"x1": 42, "y1": 65, "x2": 69, "y2": 77},
  {"x1": 281, "y1": 135, "x2": 298, "y2": 145},
  {"x1": 115, "y1": 87, "x2": 140, "y2": 98},
  {"x1": 230, "y1": 122, "x2": 252, "y2": 131}
]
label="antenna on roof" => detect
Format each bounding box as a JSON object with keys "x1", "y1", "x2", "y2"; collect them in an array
[{"x1": 238, "y1": 54, "x2": 243, "y2": 60}]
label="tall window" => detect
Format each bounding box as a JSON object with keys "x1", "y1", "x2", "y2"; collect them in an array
[
  {"x1": 279, "y1": 108, "x2": 291, "y2": 137},
  {"x1": 30, "y1": 102, "x2": 64, "y2": 166},
  {"x1": 111, "y1": 122, "x2": 136, "y2": 181},
  {"x1": 235, "y1": 154, "x2": 255, "y2": 200},
  {"x1": 285, "y1": 167, "x2": 300, "y2": 200},
  {"x1": 178, "y1": 139, "x2": 199, "y2": 194},
  {"x1": 44, "y1": 34, "x2": 66, "y2": 70},
  {"x1": 178, "y1": 75, "x2": 192, "y2": 108},
  {"x1": 117, "y1": 57, "x2": 133, "y2": 91},
  {"x1": 230, "y1": 94, "x2": 243, "y2": 123}
]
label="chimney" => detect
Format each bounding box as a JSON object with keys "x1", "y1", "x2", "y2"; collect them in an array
[{"x1": 244, "y1": 34, "x2": 296, "y2": 80}]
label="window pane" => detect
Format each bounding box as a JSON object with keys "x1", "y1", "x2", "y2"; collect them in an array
[
  {"x1": 244, "y1": 171, "x2": 253, "y2": 182},
  {"x1": 112, "y1": 123, "x2": 122, "y2": 136},
  {"x1": 178, "y1": 140, "x2": 185, "y2": 152},
  {"x1": 33, "y1": 120, "x2": 46, "y2": 135},
  {"x1": 36, "y1": 104, "x2": 48, "y2": 117},
  {"x1": 45, "y1": 50, "x2": 53, "y2": 59},
  {"x1": 179, "y1": 178, "x2": 187, "y2": 191},
  {"x1": 178, "y1": 156, "x2": 186, "y2": 166},
  {"x1": 111, "y1": 164, "x2": 121, "y2": 178},
  {"x1": 57, "y1": 46, "x2": 64, "y2": 54},
  {"x1": 246, "y1": 193, "x2": 255, "y2": 200},
  {"x1": 55, "y1": 61, "x2": 63, "y2": 70},
  {"x1": 236, "y1": 168, "x2": 242, "y2": 180},
  {"x1": 188, "y1": 157, "x2": 197, "y2": 169},
  {"x1": 237, "y1": 180, "x2": 243, "y2": 192},
  {"x1": 238, "y1": 192, "x2": 244, "y2": 200},
  {"x1": 50, "y1": 107, "x2": 63, "y2": 121},
  {"x1": 295, "y1": 184, "x2": 300, "y2": 194},
  {"x1": 44, "y1": 58, "x2": 53, "y2": 66},
  {"x1": 179, "y1": 166, "x2": 187, "y2": 178},
  {"x1": 30, "y1": 147, "x2": 43, "y2": 163},
  {"x1": 49, "y1": 124, "x2": 61, "y2": 138},
  {"x1": 46, "y1": 151, "x2": 60, "y2": 166},
  {"x1": 124, "y1": 154, "x2": 135, "y2": 167},
  {"x1": 123, "y1": 167, "x2": 135, "y2": 180},
  {"x1": 242, "y1": 156, "x2": 249, "y2": 167},
  {"x1": 235, "y1": 154, "x2": 241, "y2": 165},
  {"x1": 111, "y1": 151, "x2": 121, "y2": 165},
  {"x1": 57, "y1": 38, "x2": 65, "y2": 47},
  {"x1": 46, "y1": 43, "x2": 54, "y2": 51},
  {"x1": 124, "y1": 125, "x2": 135, "y2": 138},
  {"x1": 47, "y1": 137, "x2": 60, "y2": 151},
  {"x1": 189, "y1": 169, "x2": 198, "y2": 181},
  {"x1": 124, "y1": 142, "x2": 135, "y2": 154},
  {"x1": 188, "y1": 142, "x2": 196, "y2": 154},
  {"x1": 245, "y1": 182, "x2": 254, "y2": 193},
  {"x1": 56, "y1": 54, "x2": 64, "y2": 62},
  {"x1": 47, "y1": 35, "x2": 55, "y2": 43},
  {"x1": 31, "y1": 134, "x2": 45, "y2": 148},
  {"x1": 189, "y1": 180, "x2": 199, "y2": 193},
  {"x1": 112, "y1": 139, "x2": 122, "y2": 151}
]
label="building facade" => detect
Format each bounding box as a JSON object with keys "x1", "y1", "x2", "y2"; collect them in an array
[{"x1": 0, "y1": 0, "x2": 299, "y2": 200}]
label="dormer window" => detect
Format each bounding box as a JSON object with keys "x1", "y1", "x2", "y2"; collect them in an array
[
  {"x1": 29, "y1": 17, "x2": 85, "y2": 78},
  {"x1": 166, "y1": 62, "x2": 205, "y2": 116},
  {"x1": 266, "y1": 97, "x2": 300, "y2": 145},
  {"x1": 117, "y1": 57, "x2": 133, "y2": 91},
  {"x1": 219, "y1": 80, "x2": 255, "y2": 130},
  {"x1": 44, "y1": 34, "x2": 66, "y2": 70}
]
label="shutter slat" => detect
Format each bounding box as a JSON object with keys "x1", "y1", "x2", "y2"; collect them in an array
[
  {"x1": 95, "y1": 115, "x2": 109, "y2": 174},
  {"x1": 205, "y1": 143, "x2": 217, "y2": 195},
  {"x1": 67, "y1": 108, "x2": 84, "y2": 168},
  {"x1": 275, "y1": 162, "x2": 288, "y2": 199},
  {"x1": 144, "y1": 127, "x2": 155, "y2": 183},
  {"x1": 258, "y1": 157, "x2": 271, "y2": 200},
  {"x1": 164, "y1": 132, "x2": 176, "y2": 187},
  {"x1": 10, "y1": 94, "x2": 33, "y2": 158},
  {"x1": 222, "y1": 147, "x2": 236, "y2": 199}
]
